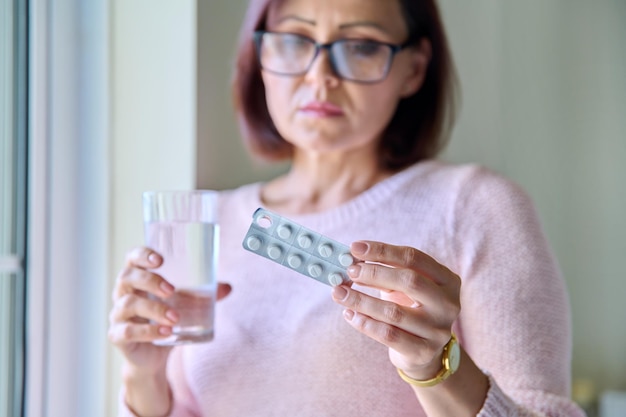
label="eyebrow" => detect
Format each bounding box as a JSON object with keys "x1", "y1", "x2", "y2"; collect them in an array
[
  {"x1": 275, "y1": 16, "x2": 392, "y2": 36},
  {"x1": 339, "y1": 21, "x2": 392, "y2": 36},
  {"x1": 275, "y1": 15, "x2": 316, "y2": 26}
]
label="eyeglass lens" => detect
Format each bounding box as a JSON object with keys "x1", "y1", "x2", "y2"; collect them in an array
[{"x1": 258, "y1": 32, "x2": 395, "y2": 82}]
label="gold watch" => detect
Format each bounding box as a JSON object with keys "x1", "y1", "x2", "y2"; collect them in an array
[{"x1": 397, "y1": 333, "x2": 461, "y2": 387}]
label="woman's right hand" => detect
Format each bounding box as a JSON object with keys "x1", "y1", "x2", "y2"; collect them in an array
[
  {"x1": 108, "y1": 247, "x2": 179, "y2": 373},
  {"x1": 108, "y1": 247, "x2": 231, "y2": 415},
  {"x1": 108, "y1": 246, "x2": 233, "y2": 372}
]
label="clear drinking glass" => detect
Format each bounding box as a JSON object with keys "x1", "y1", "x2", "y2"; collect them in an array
[{"x1": 142, "y1": 190, "x2": 219, "y2": 345}]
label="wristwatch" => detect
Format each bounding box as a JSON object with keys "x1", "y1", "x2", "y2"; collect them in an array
[{"x1": 397, "y1": 333, "x2": 461, "y2": 387}]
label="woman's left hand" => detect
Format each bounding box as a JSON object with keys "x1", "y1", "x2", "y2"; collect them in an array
[{"x1": 331, "y1": 240, "x2": 461, "y2": 381}]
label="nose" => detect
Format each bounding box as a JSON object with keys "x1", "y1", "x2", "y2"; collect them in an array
[{"x1": 304, "y1": 47, "x2": 340, "y2": 88}]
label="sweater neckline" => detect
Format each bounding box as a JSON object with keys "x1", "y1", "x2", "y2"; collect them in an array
[{"x1": 243, "y1": 160, "x2": 438, "y2": 229}]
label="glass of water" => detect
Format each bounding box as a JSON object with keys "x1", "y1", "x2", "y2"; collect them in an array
[{"x1": 142, "y1": 190, "x2": 219, "y2": 345}]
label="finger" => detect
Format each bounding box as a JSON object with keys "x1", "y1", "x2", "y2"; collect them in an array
[
  {"x1": 126, "y1": 246, "x2": 163, "y2": 269},
  {"x1": 341, "y1": 309, "x2": 447, "y2": 366},
  {"x1": 331, "y1": 285, "x2": 438, "y2": 338},
  {"x1": 113, "y1": 265, "x2": 175, "y2": 301},
  {"x1": 347, "y1": 263, "x2": 443, "y2": 307},
  {"x1": 108, "y1": 321, "x2": 173, "y2": 344},
  {"x1": 347, "y1": 263, "x2": 460, "y2": 325},
  {"x1": 216, "y1": 283, "x2": 233, "y2": 301},
  {"x1": 109, "y1": 293, "x2": 179, "y2": 327},
  {"x1": 113, "y1": 246, "x2": 170, "y2": 301},
  {"x1": 351, "y1": 241, "x2": 457, "y2": 285}
]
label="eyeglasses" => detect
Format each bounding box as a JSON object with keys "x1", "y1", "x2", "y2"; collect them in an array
[{"x1": 253, "y1": 30, "x2": 411, "y2": 84}]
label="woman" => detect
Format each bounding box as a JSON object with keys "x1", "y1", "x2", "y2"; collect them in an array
[{"x1": 109, "y1": 0, "x2": 585, "y2": 416}]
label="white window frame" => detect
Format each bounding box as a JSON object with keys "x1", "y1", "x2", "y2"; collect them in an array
[
  {"x1": 27, "y1": 0, "x2": 110, "y2": 415},
  {"x1": 1, "y1": 0, "x2": 27, "y2": 414}
]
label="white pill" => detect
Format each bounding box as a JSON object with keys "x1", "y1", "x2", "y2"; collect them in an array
[
  {"x1": 308, "y1": 263, "x2": 323, "y2": 278},
  {"x1": 287, "y1": 254, "x2": 302, "y2": 268},
  {"x1": 277, "y1": 224, "x2": 292, "y2": 239},
  {"x1": 318, "y1": 243, "x2": 333, "y2": 258},
  {"x1": 328, "y1": 273, "x2": 344, "y2": 287},
  {"x1": 246, "y1": 236, "x2": 262, "y2": 251},
  {"x1": 297, "y1": 234, "x2": 312, "y2": 249},
  {"x1": 338, "y1": 253, "x2": 354, "y2": 267},
  {"x1": 267, "y1": 245, "x2": 282, "y2": 260}
]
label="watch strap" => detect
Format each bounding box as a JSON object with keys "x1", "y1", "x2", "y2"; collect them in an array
[{"x1": 396, "y1": 333, "x2": 459, "y2": 388}]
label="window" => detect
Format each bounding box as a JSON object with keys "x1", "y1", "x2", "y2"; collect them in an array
[
  {"x1": 25, "y1": 0, "x2": 110, "y2": 415},
  {"x1": 0, "y1": 0, "x2": 28, "y2": 415}
]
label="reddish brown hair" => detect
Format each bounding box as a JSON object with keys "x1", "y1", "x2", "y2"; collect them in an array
[{"x1": 232, "y1": 0, "x2": 459, "y2": 170}]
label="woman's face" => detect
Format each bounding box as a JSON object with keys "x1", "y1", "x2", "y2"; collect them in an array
[{"x1": 262, "y1": 0, "x2": 429, "y2": 159}]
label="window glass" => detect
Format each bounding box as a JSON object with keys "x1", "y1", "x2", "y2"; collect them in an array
[{"x1": 0, "y1": 0, "x2": 28, "y2": 415}]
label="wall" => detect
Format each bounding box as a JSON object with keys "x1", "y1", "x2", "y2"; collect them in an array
[
  {"x1": 438, "y1": 0, "x2": 626, "y2": 395},
  {"x1": 109, "y1": 0, "x2": 197, "y2": 413},
  {"x1": 195, "y1": 0, "x2": 288, "y2": 190}
]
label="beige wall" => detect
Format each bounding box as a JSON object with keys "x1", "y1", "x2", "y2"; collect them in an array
[
  {"x1": 438, "y1": 0, "x2": 626, "y2": 394},
  {"x1": 109, "y1": 0, "x2": 197, "y2": 413},
  {"x1": 195, "y1": 1, "x2": 288, "y2": 190},
  {"x1": 109, "y1": 0, "x2": 626, "y2": 412}
]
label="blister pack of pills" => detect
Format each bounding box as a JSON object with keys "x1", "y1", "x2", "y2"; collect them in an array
[{"x1": 242, "y1": 207, "x2": 354, "y2": 286}]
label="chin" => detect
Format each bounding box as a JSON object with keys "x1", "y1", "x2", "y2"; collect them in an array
[{"x1": 290, "y1": 135, "x2": 367, "y2": 156}]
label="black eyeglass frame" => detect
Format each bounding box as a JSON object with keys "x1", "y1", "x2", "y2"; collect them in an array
[{"x1": 253, "y1": 30, "x2": 413, "y2": 84}]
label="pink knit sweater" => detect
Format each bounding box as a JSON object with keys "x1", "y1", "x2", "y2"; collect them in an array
[{"x1": 119, "y1": 161, "x2": 585, "y2": 416}]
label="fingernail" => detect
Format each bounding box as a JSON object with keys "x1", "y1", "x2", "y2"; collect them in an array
[
  {"x1": 160, "y1": 281, "x2": 175, "y2": 296},
  {"x1": 351, "y1": 242, "x2": 368, "y2": 256},
  {"x1": 148, "y1": 252, "x2": 159, "y2": 265},
  {"x1": 165, "y1": 309, "x2": 179, "y2": 323},
  {"x1": 347, "y1": 264, "x2": 361, "y2": 278},
  {"x1": 343, "y1": 309, "x2": 355, "y2": 321},
  {"x1": 332, "y1": 285, "x2": 348, "y2": 301},
  {"x1": 159, "y1": 326, "x2": 172, "y2": 335}
]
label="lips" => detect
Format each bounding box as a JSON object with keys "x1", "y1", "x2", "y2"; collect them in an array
[{"x1": 299, "y1": 101, "x2": 344, "y2": 117}]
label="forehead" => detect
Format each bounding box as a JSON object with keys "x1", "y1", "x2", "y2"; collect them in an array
[{"x1": 266, "y1": 0, "x2": 408, "y2": 38}]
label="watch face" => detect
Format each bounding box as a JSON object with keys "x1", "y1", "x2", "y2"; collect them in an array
[{"x1": 449, "y1": 342, "x2": 461, "y2": 371}]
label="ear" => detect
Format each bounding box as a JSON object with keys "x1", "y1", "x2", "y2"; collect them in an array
[{"x1": 400, "y1": 38, "x2": 432, "y2": 98}]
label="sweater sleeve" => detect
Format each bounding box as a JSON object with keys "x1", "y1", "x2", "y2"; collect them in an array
[
  {"x1": 117, "y1": 347, "x2": 201, "y2": 417},
  {"x1": 450, "y1": 167, "x2": 585, "y2": 417},
  {"x1": 477, "y1": 374, "x2": 587, "y2": 416}
]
